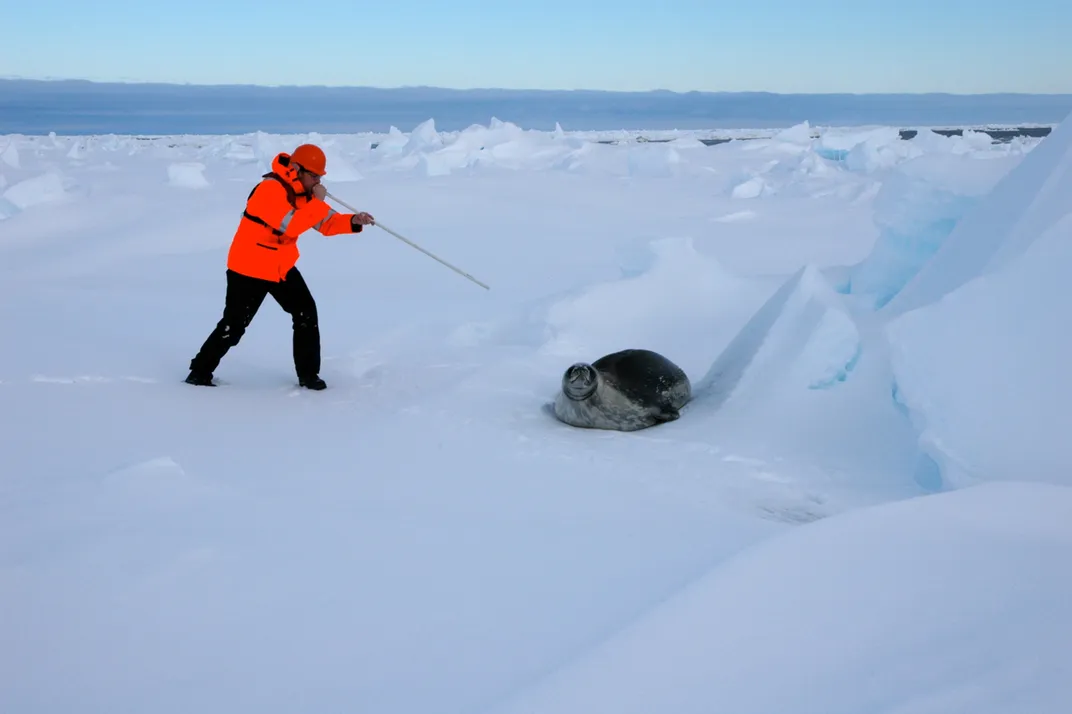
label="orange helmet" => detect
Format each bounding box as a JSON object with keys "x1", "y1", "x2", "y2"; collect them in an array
[{"x1": 290, "y1": 143, "x2": 327, "y2": 176}]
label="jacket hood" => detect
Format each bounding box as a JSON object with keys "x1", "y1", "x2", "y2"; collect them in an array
[{"x1": 271, "y1": 152, "x2": 302, "y2": 187}]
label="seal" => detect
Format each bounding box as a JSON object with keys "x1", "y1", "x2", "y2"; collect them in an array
[{"x1": 552, "y1": 348, "x2": 692, "y2": 431}]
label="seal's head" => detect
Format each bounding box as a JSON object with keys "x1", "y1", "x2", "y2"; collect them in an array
[{"x1": 562, "y1": 362, "x2": 599, "y2": 401}]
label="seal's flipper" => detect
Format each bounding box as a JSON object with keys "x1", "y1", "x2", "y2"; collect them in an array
[{"x1": 650, "y1": 406, "x2": 680, "y2": 424}]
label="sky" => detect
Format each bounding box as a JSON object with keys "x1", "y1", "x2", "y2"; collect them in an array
[{"x1": 2, "y1": 0, "x2": 1071, "y2": 94}]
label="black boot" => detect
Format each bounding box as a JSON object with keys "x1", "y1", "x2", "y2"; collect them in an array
[
  {"x1": 185, "y1": 370, "x2": 216, "y2": 387},
  {"x1": 299, "y1": 375, "x2": 327, "y2": 390}
]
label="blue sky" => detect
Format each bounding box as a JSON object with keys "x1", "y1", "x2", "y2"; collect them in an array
[{"x1": 3, "y1": 0, "x2": 1070, "y2": 93}]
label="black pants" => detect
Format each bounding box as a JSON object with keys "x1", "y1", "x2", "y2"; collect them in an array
[{"x1": 189, "y1": 267, "x2": 320, "y2": 380}]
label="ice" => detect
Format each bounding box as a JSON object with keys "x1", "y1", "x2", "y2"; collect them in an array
[
  {"x1": 66, "y1": 139, "x2": 88, "y2": 160},
  {"x1": 772, "y1": 119, "x2": 813, "y2": 146},
  {"x1": 2, "y1": 140, "x2": 21, "y2": 168},
  {"x1": 667, "y1": 136, "x2": 708, "y2": 150},
  {"x1": 402, "y1": 118, "x2": 443, "y2": 153},
  {"x1": 693, "y1": 264, "x2": 861, "y2": 407},
  {"x1": 812, "y1": 125, "x2": 980, "y2": 174},
  {"x1": 1, "y1": 112, "x2": 1069, "y2": 714},
  {"x1": 711, "y1": 209, "x2": 757, "y2": 222},
  {"x1": 887, "y1": 114, "x2": 1072, "y2": 315},
  {"x1": 874, "y1": 111, "x2": 1072, "y2": 491},
  {"x1": 321, "y1": 147, "x2": 363, "y2": 182},
  {"x1": 886, "y1": 208, "x2": 1072, "y2": 488},
  {"x1": 844, "y1": 132, "x2": 916, "y2": 172},
  {"x1": 252, "y1": 130, "x2": 292, "y2": 171},
  {"x1": 371, "y1": 125, "x2": 409, "y2": 154},
  {"x1": 222, "y1": 139, "x2": 258, "y2": 163},
  {"x1": 841, "y1": 169, "x2": 983, "y2": 307},
  {"x1": 841, "y1": 143, "x2": 1037, "y2": 307},
  {"x1": 626, "y1": 144, "x2": 682, "y2": 177},
  {"x1": 166, "y1": 161, "x2": 210, "y2": 188},
  {"x1": 372, "y1": 119, "x2": 560, "y2": 176},
  {"x1": 731, "y1": 175, "x2": 768, "y2": 198},
  {"x1": 1, "y1": 171, "x2": 68, "y2": 218}
]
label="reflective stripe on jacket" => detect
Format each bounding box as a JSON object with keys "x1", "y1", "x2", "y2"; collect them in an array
[{"x1": 226, "y1": 151, "x2": 359, "y2": 281}]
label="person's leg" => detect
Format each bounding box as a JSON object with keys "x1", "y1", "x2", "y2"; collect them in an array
[
  {"x1": 187, "y1": 270, "x2": 271, "y2": 384},
  {"x1": 267, "y1": 267, "x2": 324, "y2": 388}
]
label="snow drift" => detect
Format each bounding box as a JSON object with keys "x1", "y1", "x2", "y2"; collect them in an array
[
  {"x1": 878, "y1": 112, "x2": 1072, "y2": 489},
  {"x1": 887, "y1": 210, "x2": 1072, "y2": 488},
  {"x1": 487, "y1": 480, "x2": 1072, "y2": 714},
  {"x1": 887, "y1": 115, "x2": 1072, "y2": 315}
]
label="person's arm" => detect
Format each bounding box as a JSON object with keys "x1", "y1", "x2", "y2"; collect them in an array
[
  {"x1": 314, "y1": 208, "x2": 368, "y2": 235},
  {"x1": 246, "y1": 181, "x2": 333, "y2": 243},
  {"x1": 307, "y1": 185, "x2": 375, "y2": 236}
]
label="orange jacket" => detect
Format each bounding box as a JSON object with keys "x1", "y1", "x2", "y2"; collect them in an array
[{"x1": 227, "y1": 151, "x2": 360, "y2": 281}]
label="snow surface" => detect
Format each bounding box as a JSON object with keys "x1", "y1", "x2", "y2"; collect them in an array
[{"x1": 1, "y1": 116, "x2": 1070, "y2": 713}]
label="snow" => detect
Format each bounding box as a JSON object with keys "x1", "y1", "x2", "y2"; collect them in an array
[
  {"x1": 489, "y1": 480, "x2": 1072, "y2": 714},
  {"x1": 0, "y1": 171, "x2": 70, "y2": 219},
  {"x1": 2, "y1": 139, "x2": 20, "y2": 168},
  {"x1": 166, "y1": 161, "x2": 210, "y2": 189},
  {"x1": 1, "y1": 111, "x2": 1070, "y2": 713},
  {"x1": 731, "y1": 175, "x2": 768, "y2": 198},
  {"x1": 886, "y1": 114, "x2": 1072, "y2": 314}
]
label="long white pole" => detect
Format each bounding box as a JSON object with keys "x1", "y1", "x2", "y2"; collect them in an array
[{"x1": 326, "y1": 191, "x2": 490, "y2": 291}]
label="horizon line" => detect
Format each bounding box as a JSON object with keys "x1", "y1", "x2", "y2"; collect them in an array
[{"x1": 3, "y1": 76, "x2": 1071, "y2": 98}]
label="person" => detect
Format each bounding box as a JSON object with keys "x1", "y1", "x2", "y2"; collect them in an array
[{"x1": 185, "y1": 143, "x2": 374, "y2": 389}]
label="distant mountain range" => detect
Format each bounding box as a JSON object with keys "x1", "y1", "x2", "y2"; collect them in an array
[{"x1": 3, "y1": 78, "x2": 1071, "y2": 136}]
